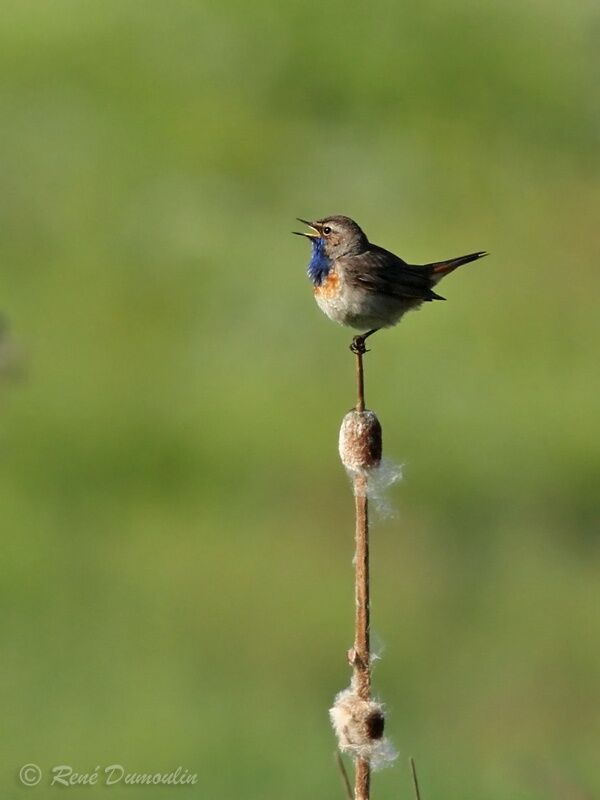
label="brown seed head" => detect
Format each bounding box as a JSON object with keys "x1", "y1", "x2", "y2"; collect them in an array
[{"x1": 339, "y1": 410, "x2": 382, "y2": 473}]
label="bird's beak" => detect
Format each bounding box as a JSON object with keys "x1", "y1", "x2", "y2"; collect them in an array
[{"x1": 292, "y1": 218, "x2": 321, "y2": 238}]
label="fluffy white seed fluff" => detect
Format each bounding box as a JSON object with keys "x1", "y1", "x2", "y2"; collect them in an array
[{"x1": 329, "y1": 683, "x2": 397, "y2": 770}]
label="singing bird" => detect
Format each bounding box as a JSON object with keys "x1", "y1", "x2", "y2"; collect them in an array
[{"x1": 294, "y1": 215, "x2": 487, "y2": 353}]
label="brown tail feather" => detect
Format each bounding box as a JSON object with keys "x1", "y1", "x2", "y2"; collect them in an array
[{"x1": 427, "y1": 250, "x2": 488, "y2": 282}]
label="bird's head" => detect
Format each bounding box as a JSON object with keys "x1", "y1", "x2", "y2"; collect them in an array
[{"x1": 293, "y1": 215, "x2": 368, "y2": 260}]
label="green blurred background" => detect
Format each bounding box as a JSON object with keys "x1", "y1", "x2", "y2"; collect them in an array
[{"x1": 1, "y1": 1, "x2": 599, "y2": 797}]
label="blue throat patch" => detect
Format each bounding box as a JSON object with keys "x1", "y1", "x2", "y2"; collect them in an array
[{"x1": 307, "y1": 238, "x2": 331, "y2": 286}]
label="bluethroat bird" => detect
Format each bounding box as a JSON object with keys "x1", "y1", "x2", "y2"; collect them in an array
[{"x1": 294, "y1": 215, "x2": 487, "y2": 354}]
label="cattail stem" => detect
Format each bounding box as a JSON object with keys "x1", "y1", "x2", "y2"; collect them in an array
[
  {"x1": 353, "y1": 473, "x2": 371, "y2": 800},
  {"x1": 356, "y1": 350, "x2": 365, "y2": 412},
  {"x1": 353, "y1": 472, "x2": 371, "y2": 701},
  {"x1": 353, "y1": 350, "x2": 371, "y2": 800},
  {"x1": 335, "y1": 351, "x2": 385, "y2": 800},
  {"x1": 355, "y1": 756, "x2": 370, "y2": 800}
]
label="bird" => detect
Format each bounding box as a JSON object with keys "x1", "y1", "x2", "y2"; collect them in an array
[{"x1": 294, "y1": 215, "x2": 488, "y2": 354}]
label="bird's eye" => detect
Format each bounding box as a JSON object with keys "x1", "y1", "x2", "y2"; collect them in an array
[{"x1": 323, "y1": 226, "x2": 332, "y2": 235}]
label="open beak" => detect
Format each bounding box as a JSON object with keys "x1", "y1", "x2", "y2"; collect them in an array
[{"x1": 292, "y1": 218, "x2": 321, "y2": 238}]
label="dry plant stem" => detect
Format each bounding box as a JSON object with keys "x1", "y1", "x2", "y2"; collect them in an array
[
  {"x1": 336, "y1": 753, "x2": 354, "y2": 800},
  {"x1": 354, "y1": 471, "x2": 371, "y2": 800},
  {"x1": 410, "y1": 758, "x2": 422, "y2": 800},
  {"x1": 354, "y1": 348, "x2": 371, "y2": 800},
  {"x1": 355, "y1": 757, "x2": 370, "y2": 800},
  {"x1": 334, "y1": 349, "x2": 378, "y2": 799},
  {"x1": 356, "y1": 350, "x2": 365, "y2": 412},
  {"x1": 354, "y1": 472, "x2": 371, "y2": 700}
]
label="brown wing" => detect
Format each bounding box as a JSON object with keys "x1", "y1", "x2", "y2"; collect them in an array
[{"x1": 341, "y1": 246, "x2": 444, "y2": 302}]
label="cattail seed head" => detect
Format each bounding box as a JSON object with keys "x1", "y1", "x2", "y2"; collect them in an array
[
  {"x1": 339, "y1": 410, "x2": 382, "y2": 473},
  {"x1": 329, "y1": 685, "x2": 397, "y2": 769}
]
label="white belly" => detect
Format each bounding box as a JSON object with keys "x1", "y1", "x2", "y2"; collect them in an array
[{"x1": 315, "y1": 282, "x2": 417, "y2": 330}]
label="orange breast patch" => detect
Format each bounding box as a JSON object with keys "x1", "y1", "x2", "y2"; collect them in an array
[{"x1": 313, "y1": 270, "x2": 340, "y2": 299}]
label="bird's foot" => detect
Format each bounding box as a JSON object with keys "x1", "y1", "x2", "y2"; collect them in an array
[{"x1": 350, "y1": 335, "x2": 369, "y2": 355}]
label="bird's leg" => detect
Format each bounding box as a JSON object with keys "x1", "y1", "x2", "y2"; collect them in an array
[{"x1": 350, "y1": 329, "x2": 379, "y2": 355}]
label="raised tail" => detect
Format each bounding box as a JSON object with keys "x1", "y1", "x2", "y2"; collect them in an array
[{"x1": 425, "y1": 250, "x2": 488, "y2": 284}]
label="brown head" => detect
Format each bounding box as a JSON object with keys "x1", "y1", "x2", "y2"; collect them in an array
[{"x1": 294, "y1": 215, "x2": 369, "y2": 260}]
